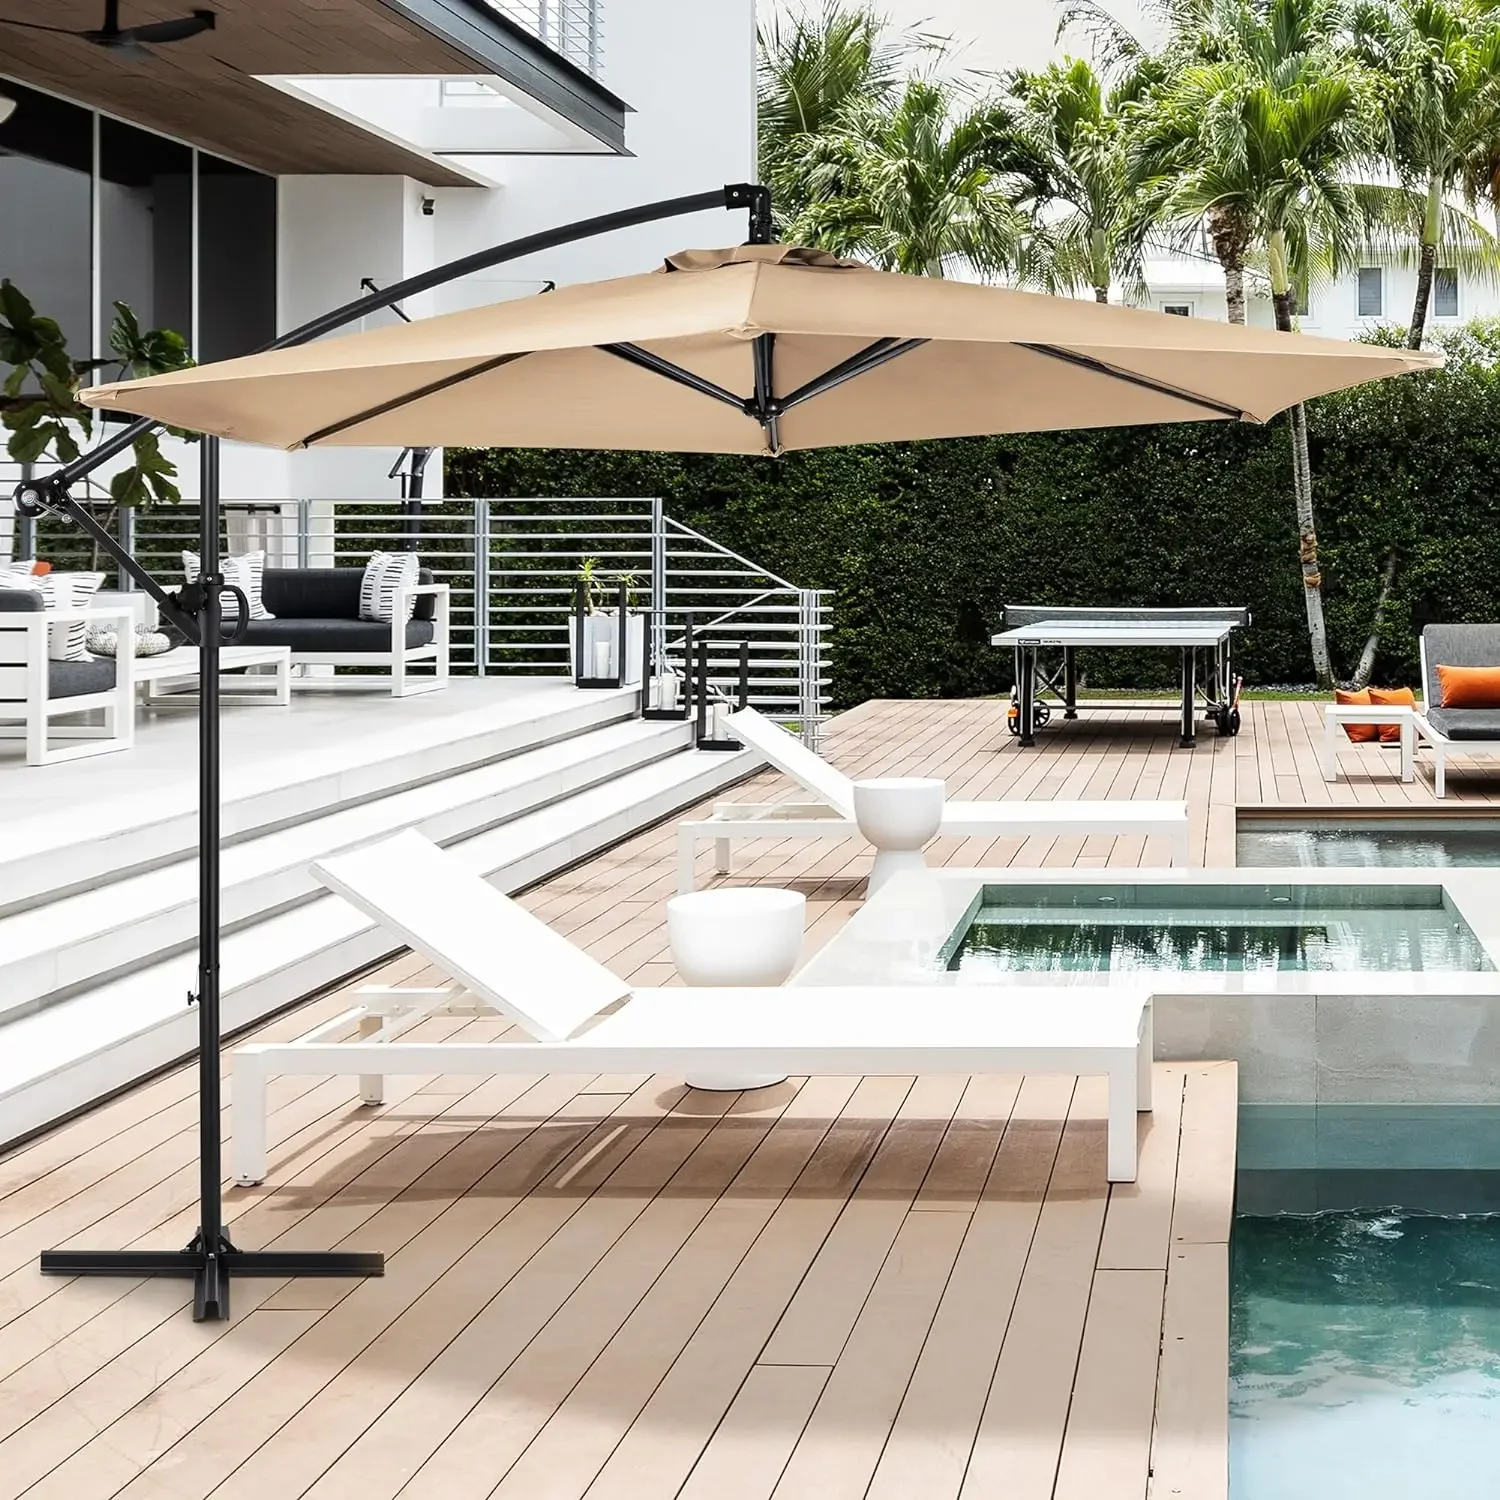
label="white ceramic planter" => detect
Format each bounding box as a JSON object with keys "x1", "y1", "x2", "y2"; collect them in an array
[
  {"x1": 853, "y1": 777, "x2": 946, "y2": 895},
  {"x1": 666, "y1": 886, "x2": 806, "y2": 1090}
]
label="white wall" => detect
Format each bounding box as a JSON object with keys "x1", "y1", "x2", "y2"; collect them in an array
[
  {"x1": 431, "y1": 0, "x2": 758, "y2": 296},
  {"x1": 247, "y1": 0, "x2": 756, "y2": 503}
]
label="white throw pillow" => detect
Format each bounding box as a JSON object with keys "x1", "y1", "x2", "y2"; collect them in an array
[
  {"x1": 359, "y1": 551, "x2": 420, "y2": 624},
  {"x1": 181, "y1": 550, "x2": 274, "y2": 622},
  {"x1": 42, "y1": 571, "x2": 106, "y2": 662}
]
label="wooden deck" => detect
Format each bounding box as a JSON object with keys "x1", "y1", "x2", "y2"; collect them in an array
[{"x1": 12, "y1": 691, "x2": 1470, "y2": 1500}]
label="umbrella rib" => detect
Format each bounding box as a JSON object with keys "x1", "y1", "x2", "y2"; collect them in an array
[
  {"x1": 1017, "y1": 344, "x2": 1249, "y2": 420},
  {"x1": 599, "y1": 344, "x2": 747, "y2": 411},
  {"x1": 295, "y1": 351, "x2": 532, "y2": 447},
  {"x1": 778, "y1": 338, "x2": 929, "y2": 412}
]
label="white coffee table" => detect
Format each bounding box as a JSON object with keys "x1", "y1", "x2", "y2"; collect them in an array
[
  {"x1": 133, "y1": 645, "x2": 292, "y2": 707},
  {"x1": 1322, "y1": 703, "x2": 1415, "y2": 782}
]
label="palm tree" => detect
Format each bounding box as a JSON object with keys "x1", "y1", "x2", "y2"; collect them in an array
[
  {"x1": 1008, "y1": 57, "x2": 1148, "y2": 303},
  {"x1": 1128, "y1": 0, "x2": 1389, "y2": 683},
  {"x1": 783, "y1": 77, "x2": 1046, "y2": 278},
  {"x1": 1352, "y1": 0, "x2": 1500, "y2": 348},
  {"x1": 757, "y1": 3, "x2": 921, "y2": 229}
]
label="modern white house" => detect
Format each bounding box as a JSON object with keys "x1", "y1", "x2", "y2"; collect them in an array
[
  {"x1": 1137, "y1": 247, "x2": 1496, "y2": 340},
  {"x1": 0, "y1": 0, "x2": 757, "y2": 505}
]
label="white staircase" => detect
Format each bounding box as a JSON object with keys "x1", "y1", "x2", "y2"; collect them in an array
[{"x1": 0, "y1": 684, "x2": 761, "y2": 1147}]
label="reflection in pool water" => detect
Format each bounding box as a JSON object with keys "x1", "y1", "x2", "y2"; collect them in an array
[
  {"x1": 1233, "y1": 1213, "x2": 1500, "y2": 1498},
  {"x1": 1238, "y1": 819, "x2": 1500, "y2": 869},
  {"x1": 946, "y1": 884, "x2": 1493, "y2": 973}
]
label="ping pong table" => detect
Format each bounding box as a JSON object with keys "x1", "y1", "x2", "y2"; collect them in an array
[{"x1": 991, "y1": 606, "x2": 1250, "y2": 748}]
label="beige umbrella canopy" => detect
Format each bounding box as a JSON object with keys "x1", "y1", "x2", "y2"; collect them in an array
[{"x1": 82, "y1": 245, "x2": 1441, "y2": 454}]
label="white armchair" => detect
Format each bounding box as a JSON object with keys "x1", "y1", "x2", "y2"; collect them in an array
[{"x1": 0, "y1": 598, "x2": 135, "y2": 765}]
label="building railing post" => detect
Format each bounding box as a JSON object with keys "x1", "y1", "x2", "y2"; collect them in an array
[
  {"x1": 473, "y1": 497, "x2": 490, "y2": 676},
  {"x1": 650, "y1": 495, "x2": 666, "y2": 687},
  {"x1": 118, "y1": 504, "x2": 136, "y2": 590}
]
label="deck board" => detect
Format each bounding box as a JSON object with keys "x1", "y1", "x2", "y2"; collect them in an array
[{"x1": 17, "y1": 693, "x2": 1456, "y2": 1500}]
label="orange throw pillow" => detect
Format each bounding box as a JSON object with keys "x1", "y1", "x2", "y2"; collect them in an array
[
  {"x1": 1370, "y1": 685, "x2": 1417, "y2": 742},
  {"x1": 1436, "y1": 665, "x2": 1500, "y2": 709},
  {"x1": 1335, "y1": 687, "x2": 1377, "y2": 741}
]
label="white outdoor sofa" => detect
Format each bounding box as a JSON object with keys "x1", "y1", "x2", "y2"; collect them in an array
[
  {"x1": 1416, "y1": 624, "x2": 1500, "y2": 798},
  {"x1": 0, "y1": 596, "x2": 135, "y2": 765},
  {"x1": 676, "y1": 705, "x2": 1191, "y2": 891},
  {"x1": 231, "y1": 829, "x2": 1153, "y2": 1186}
]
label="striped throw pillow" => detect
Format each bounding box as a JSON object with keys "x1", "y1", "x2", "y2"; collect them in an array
[
  {"x1": 42, "y1": 571, "x2": 106, "y2": 661},
  {"x1": 181, "y1": 550, "x2": 274, "y2": 621},
  {"x1": 359, "y1": 551, "x2": 420, "y2": 624}
]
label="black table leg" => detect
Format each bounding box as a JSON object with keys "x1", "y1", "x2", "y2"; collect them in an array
[
  {"x1": 1019, "y1": 644, "x2": 1036, "y2": 747},
  {"x1": 1180, "y1": 647, "x2": 1196, "y2": 748},
  {"x1": 1063, "y1": 646, "x2": 1077, "y2": 719}
]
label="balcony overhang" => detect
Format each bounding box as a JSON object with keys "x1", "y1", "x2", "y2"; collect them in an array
[{"x1": 0, "y1": 0, "x2": 629, "y2": 187}]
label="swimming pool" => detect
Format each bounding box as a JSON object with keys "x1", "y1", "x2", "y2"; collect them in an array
[
  {"x1": 1232, "y1": 1208, "x2": 1500, "y2": 1499},
  {"x1": 1238, "y1": 815, "x2": 1500, "y2": 869}
]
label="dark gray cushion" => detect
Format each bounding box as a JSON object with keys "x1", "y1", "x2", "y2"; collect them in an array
[
  {"x1": 1421, "y1": 624, "x2": 1500, "y2": 708},
  {"x1": 261, "y1": 566, "x2": 437, "y2": 623},
  {"x1": 1423, "y1": 706, "x2": 1500, "y2": 741},
  {"x1": 231, "y1": 618, "x2": 436, "y2": 653},
  {"x1": 0, "y1": 590, "x2": 45, "y2": 614},
  {"x1": 48, "y1": 656, "x2": 119, "y2": 699}
]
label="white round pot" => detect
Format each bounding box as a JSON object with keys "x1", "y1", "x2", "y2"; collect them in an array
[
  {"x1": 852, "y1": 777, "x2": 946, "y2": 895},
  {"x1": 666, "y1": 887, "x2": 805, "y2": 1090}
]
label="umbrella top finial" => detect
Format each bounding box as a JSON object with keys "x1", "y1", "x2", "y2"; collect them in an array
[{"x1": 660, "y1": 244, "x2": 872, "y2": 274}]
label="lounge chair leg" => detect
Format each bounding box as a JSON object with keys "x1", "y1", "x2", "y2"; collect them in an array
[
  {"x1": 677, "y1": 828, "x2": 698, "y2": 894},
  {"x1": 1137, "y1": 1002, "x2": 1154, "y2": 1112},
  {"x1": 358, "y1": 1014, "x2": 385, "y2": 1105},
  {"x1": 1106, "y1": 1056, "x2": 1139, "y2": 1182},
  {"x1": 233, "y1": 1049, "x2": 270, "y2": 1186},
  {"x1": 1435, "y1": 749, "x2": 1446, "y2": 799},
  {"x1": 714, "y1": 837, "x2": 732, "y2": 874}
]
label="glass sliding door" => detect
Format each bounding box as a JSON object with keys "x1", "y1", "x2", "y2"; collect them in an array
[
  {"x1": 98, "y1": 117, "x2": 193, "y2": 357},
  {"x1": 198, "y1": 152, "x2": 276, "y2": 361},
  {"x1": 0, "y1": 81, "x2": 93, "y2": 357}
]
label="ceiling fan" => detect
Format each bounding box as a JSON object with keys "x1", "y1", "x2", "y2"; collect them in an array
[{"x1": 0, "y1": 2, "x2": 215, "y2": 58}]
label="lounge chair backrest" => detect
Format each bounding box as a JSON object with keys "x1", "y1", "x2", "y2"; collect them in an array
[
  {"x1": 313, "y1": 829, "x2": 632, "y2": 1042},
  {"x1": 722, "y1": 705, "x2": 857, "y2": 818},
  {"x1": 1419, "y1": 624, "x2": 1500, "y2": 710}
]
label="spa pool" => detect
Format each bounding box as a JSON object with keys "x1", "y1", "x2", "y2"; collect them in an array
[
  {"x1": 944, "y1": 882, "x2": 1493, "y2": 975},
  {"x1": 794, "y1": 867, "x2": 1500, "y2": 1108}
]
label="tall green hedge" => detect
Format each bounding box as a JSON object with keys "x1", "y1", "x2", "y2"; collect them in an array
[{"x1": 448, "y1": 349, "x2": 1500, "y2": 708}]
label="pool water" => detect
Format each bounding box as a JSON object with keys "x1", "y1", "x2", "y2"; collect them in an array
[
  {"x1": 945, "y1": 883, "x2": 1493, "y2": 974},
  {"x1": 1239, "y1": 818, "x2": 1500, "y2": 869},
  {"x1": 1232, "y1": 1212, "x2": 1500, "y2": 1498}
]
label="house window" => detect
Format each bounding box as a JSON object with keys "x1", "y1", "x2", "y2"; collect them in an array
[
  {"x1": 1357, "y1": 266, "x2": 1383, "y2": 317},
  {"x1": 1434, "y1": 267, "x2": 1459, "y2": 319},
  {"x1": 197, "y1": 153, "x2": 277, "y2": 361},
  {"x1": 0, "y1": 78, "x2": 277, "y2": 369},
  {"x1": 99, "y1": 117, "x2": 193, "y2": 358},
  {"x1": 0, "y1": 81, "x2": 93, "y2": 356},
  {"x1": 1161, "y1": 302, "x2": 1192, "y2": 317}
]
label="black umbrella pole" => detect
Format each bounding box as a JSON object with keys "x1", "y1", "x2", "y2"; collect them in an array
[
  {"x1": 37, "y1": 438, "x2": 384, "y2": 1320},
  {"x1": 24, "y1": 184, "x2": 775, "y2": 1321}
]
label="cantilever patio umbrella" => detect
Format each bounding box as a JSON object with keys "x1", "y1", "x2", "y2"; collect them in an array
[{"x1": 81, "y1": 244, "x2": 1441, "y2": 451}]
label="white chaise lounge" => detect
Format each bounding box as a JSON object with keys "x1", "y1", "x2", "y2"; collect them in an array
[
  {"x1": 231, "y1": 829, "x2": 1152, "y2": 1186},
  {"x1": 677, "y1": 705, "x2": 1191, "y2": 890}
]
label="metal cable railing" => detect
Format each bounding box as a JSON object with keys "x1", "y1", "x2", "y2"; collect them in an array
[
  {"x1": 116, "y1": 495, "x2": 830, "y2": 745},
  {"x1": 480, "y1": 0, "x2": 604, "y2": 76}
]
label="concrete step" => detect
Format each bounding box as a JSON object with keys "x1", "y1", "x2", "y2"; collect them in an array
[
  {"x1": 0, "y1": 683, "x2": 641, "y2": 912},
  {"x1": 0, "y1": 742, "x2": 761, "y2": 1148},
  {"x1": 0, "y1": 717, "x2": 692, "y2": 1021}
]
